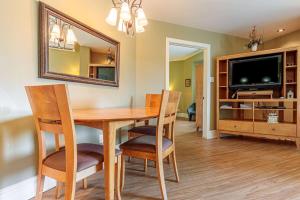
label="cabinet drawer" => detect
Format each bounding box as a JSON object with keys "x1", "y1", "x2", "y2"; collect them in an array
[
  {"x1": 219, "y1": 120, "x2": 253, "y2": 133},
  {"x1": 254, "y1": 122, "x2": 296, "y2": 137}
]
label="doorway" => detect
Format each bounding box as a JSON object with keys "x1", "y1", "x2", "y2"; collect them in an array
[{"x1": 166, "y1": 38, "x2": 213, "y2": 139}]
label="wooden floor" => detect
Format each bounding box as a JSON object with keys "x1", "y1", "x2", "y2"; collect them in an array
[{"x1": 38, "y1": 120, "x2": 300, "y2": 200}]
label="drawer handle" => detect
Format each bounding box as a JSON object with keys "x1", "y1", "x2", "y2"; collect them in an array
[
  {"x1": 272, "y1": 128, "x2": 276, "y2": 131},
  {"x1": 234, "y1": 125, "x2": 237, "y2": 128}
]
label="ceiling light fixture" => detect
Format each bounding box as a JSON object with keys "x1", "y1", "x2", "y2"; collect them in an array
[
  {"x1": 49, "y1": 16, "x2": 77, "y2": 50},
  {"x1": 106, "y1": 0, "x2": 148, "y2": 37},
  {"x1": 277, "y1": 28, "x2": 286, "y2": 33}
]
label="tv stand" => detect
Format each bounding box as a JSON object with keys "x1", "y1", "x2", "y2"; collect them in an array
[
  {"x1": 217, "y1": 47, "x2": 300, "y2": 148},
  {"x1": 236, "y1": 90, "x2": 273, "y2": 99}
]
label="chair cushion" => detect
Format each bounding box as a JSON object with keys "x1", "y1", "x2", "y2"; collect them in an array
[
  {"x1": 44, "y1": 143, "x2": 121, "y2": 172},
  {"x1": 120, "y1": 135, "x2": 173, "y2": 153},
  {"x1": 128, "y1": 125, "x2": 157, "y2": 136},
  {"x1": 77, "y1": 143, "x2": 122, "y2": 156}
]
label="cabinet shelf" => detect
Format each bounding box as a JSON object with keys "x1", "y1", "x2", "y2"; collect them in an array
[
  {"x1": 286, "y1": 82, "x2": 297, "y2": 85},
  {"x1": 254, "y1": 108, "x2": 296, "y2": 111},
  {"x1": 219, "y1": 99, "x2": 297, "y2": 103},
  {"x1": 286, "y1": 65, "x2": 297, "y2": 69},
  {"x1": 220, "y1": 107, "x2": 252, "y2": 110}
]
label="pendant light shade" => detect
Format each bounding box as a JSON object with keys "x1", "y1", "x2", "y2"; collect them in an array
[
  {"x1": 106, "y1": 0, "x2": 148, "y2": 36},
  {"x1": 66, "y1": 28, "x2": 77, "y2": 45},
  {"x1": 118, "y1": 18, "x2": 126, "y2": 32},
  {"x1": 106, "y1": 7, "x2": 118, "y2": 26},
  {"x1": 135, "y1": 18, "x2": 145, "y2": 33},
  {"x1": 120, "y1": 2, "x2": 131, "y2": 21},
  {"x1": 51, "y1": 24, "x2": 61, "y2": 38},
  {"x1": 136, "y1": 8, "x2": 148, "y2": 27}
]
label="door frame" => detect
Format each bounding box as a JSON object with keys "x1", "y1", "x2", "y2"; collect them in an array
[{"x1": 165, "y1": 37, "x2": 214, "y2": 139}]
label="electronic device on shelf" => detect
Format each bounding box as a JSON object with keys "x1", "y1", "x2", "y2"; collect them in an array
[{"x1": 228, "y1": 53, "x2": 283, "y2": 90}]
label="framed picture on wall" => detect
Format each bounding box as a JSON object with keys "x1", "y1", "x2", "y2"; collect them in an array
[{"x1": 185, "y1": 79, "x2": 191, "y2": 87}]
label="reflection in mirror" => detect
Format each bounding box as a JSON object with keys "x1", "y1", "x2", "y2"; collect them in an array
[
  {"x1": 48, "y1": 15, "x2": 117, "y2": 82},
  {"x1": 39, "y1": 2, "x2": 120, "y2": 87}
]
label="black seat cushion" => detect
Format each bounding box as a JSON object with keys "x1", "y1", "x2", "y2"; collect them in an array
[
  {"x1": 44, "y1": 143, "x2": 122, "y2": 172},
  {"x1": 128, "y1": 125, "x2": 157, "y2": 136},
  {"x1": 120, "y1": 135, "x2": 172, "y2": 153}
]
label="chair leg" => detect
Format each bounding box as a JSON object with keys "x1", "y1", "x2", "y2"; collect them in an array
[
  {"x1": 65, "y1": 175, "x2": 76, "y2": 200},
  {"x1": 166, "y1": 155, "x2": 171, "y2": 164},
  {"x1": 120, "y1": 155, "x2": 125, "y2": 191},
  {"x1": 35, "y1": 174, "x2": 45, "y2": 200},
  {"x1": 171, "y1": 151, "x2": 180, "y2": 182},
  {"x1": 55, "y1": 182, "x2": 63, "y2": 199},
  {"x1": 115, "y1": 155, "x2": 122, "y2": 200},
  {"x1": 156, "y1": 156, "x2": 168, "y2": 200},
  {"x1": 82, "y1": 178, "x2": 88, "y2": 189},
  {"x1": 144, "y1": 159, "x2": 148, "y2": 174}
]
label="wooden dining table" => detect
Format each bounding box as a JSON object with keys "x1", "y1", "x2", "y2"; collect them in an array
[{"x1": 73, "y1": 107, "x2": 159, "y2": 200}]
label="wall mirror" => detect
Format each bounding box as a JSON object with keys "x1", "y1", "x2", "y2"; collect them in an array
[{"x1": 39, "y1": 3, "x2": 120, "y2": 87}]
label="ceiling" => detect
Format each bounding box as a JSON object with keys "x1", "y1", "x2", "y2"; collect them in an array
[
  {"x1": 143, "y1": 0, "x2": 300, "y2": 41},
  {"x1": 169, "y1": 45, "x2": 202, "y2": 61},
  {"x1": 73, "y1": 26, "x2": 115, "y2": 54}
]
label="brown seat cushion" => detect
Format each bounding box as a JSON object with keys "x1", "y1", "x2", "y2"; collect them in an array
[
  {"x1": 120, "y1": 135, "x2": 172, "y2": 153},
  {"x1": 77, "y1": 143, "x2": 122, "y2": 156},
  {"x1": 128, "y1": 125, "x2": 157, "y2": 136},
  {"x1": 44, "y1": 143, "x2": 121, "y2": 172}
]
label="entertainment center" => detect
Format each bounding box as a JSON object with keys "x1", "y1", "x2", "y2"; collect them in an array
[{"x1": 216, "y1": 47, "x2": 300, "y2": 148}]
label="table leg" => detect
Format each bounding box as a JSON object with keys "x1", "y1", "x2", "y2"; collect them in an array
[{"x1": 103, "y1": 121, "x2": 116, "y2": 200}]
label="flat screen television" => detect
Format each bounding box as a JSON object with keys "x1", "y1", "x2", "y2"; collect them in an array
[
  {"x1": 97, "y1": 67, "x2": 115, "y2": 81},
  {"x1": 229, "y1": 53, "x2": 283, "y2": 90}
]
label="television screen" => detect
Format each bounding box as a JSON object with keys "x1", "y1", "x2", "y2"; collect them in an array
[
  {"x1": 97, "y1": 67, "x2": 115, "y2": 81},
  {"x1": 229, "y1": 54, "x2": 283, "y2": 90}
]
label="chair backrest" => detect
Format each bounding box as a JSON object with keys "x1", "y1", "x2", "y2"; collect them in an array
[
  {"x1": 25, "y1": 84, "x2": 77, "y2": 172},
  {"x1": 145, "y1": 94, "x2": 161, "y2": 108},
  {"x1": 156, "y1": 90, "x2": 181, "y2": 152}
]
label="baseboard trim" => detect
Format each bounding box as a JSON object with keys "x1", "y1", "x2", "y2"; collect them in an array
[
  {"x1": 205, "y1": 130, "x2": 217, "y2": 139},
  {"x1": 177, "y1": 113, "x2": 188, "y2": 118},
  {"x1": 0, "y1": 176, "x2": 56, "y2": 200}
]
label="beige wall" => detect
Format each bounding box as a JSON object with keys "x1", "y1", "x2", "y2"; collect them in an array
[
  {"x1": 169, "y1": 61, "x2": 185, "y2": 111},
  {"x1": 49, "y1": 48, "x2": 80, "y2": 75},
  {"x1": 0, "y1": 0, "x2": 136, "y2": 189},
  {"x1": 264, "y1": 29, "x2": 300, "y2": 49},
  {"x1": 79, "y1": 46, "x2": 91, "y2": 77},
  {"x1": 169, "y1": 52, "x2": 203, "y2": 113},
  {"x1": 135, "y1": 20, "x2": 248, "y2": 130}
]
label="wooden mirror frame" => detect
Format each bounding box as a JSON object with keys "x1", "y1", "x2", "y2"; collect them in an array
[{"x1": 39, "y1": 2, "x2": 120, "y2": 87}]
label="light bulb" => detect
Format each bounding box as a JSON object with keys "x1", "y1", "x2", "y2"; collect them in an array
[
  {"x1": 105, "y1": 7, "x2": 118, "y2": 26},
  {"x1": 66, "y1": 28, "x2": 77, "y2": 45},
  {"x1": 120, "y1": 2, "x2": 131, "y2": 21},
  {"x1": 136, "y1": 8, "x2": 148, "y2": 26},
  {"x1": 118, "y1": 18, "x2": 126, "y2": 32},
  {"x1": 51, "y1": 24, "x2": 61, "y2": 38},
  {"x1": 135, "y1": 18, "x2": 145, "y2": 33}
]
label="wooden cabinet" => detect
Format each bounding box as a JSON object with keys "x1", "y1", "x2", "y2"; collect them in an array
[
  {"x1": 216, "y1": 47, "x2": 300, "y2": 148},
  {"x1": 219, "y1": 120, "x2": 253, "y2": 133},
  {"x1": 254, "y1": 122, "x2": 296, "y2": 137}
]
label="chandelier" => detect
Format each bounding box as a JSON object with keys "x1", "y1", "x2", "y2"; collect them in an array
[{"x1": 105, "y1": 0, "x2": 148, "y2": 37}]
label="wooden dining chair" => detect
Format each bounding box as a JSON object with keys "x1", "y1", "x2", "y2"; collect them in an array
[
  {"x1": 25, "y1": 84, "x2": 122, "y2": 200},
  {"x1": 127, "y1": 94, "x2": 161, "y2": 172},
  {"x1": 120, "y1": 90, "x2": 181, "y2": 200},
  {"x1": 128, "y1": 94, "x2": 161, "y2": 138}
]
